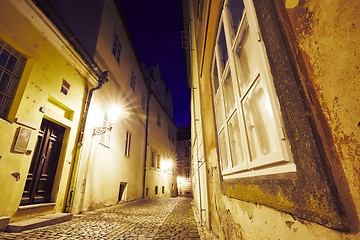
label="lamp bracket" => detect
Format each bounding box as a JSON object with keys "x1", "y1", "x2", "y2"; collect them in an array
[{"x1": 93, "y1": 126, "x2": 112, "y2": 136}]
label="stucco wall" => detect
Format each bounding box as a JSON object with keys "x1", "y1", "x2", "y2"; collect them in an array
[
  {"x1": 283, "y1": 0, "x2": 360, "y2": 221},
  {"x1": 70, "y1": 0, "x2": 147, "y2": 213},
  {"x1": 189, "y1": 0, "x2": 360, "y2": 239}
]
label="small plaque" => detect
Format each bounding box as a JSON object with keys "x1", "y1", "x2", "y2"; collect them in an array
[{"x1": 13, "y1": 127, "x2": 32, "y2": 153}]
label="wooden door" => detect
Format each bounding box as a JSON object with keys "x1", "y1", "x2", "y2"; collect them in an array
[{"x1": 21, "y1": 119, "x2": 65, "y2": 205}]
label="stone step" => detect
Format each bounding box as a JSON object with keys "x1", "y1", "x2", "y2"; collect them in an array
[
  {"x1": 0, "y1": 217, "x2": 10, "y2": 231},
  {"x1": 6, "y1": 213, "x2": 72, "y2": 233}
]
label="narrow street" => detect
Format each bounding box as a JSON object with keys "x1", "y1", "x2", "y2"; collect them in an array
[{"x1": 0, "y1": 198, "x2": 201, "y2": 240}]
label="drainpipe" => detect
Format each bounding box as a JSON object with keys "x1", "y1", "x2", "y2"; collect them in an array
[
  {"x1": 31, "y1": 0, "x2": 109, "y2": 212},
  {"x1": 195, "y1": 120, "x2": 203, "y2": 224},
  {"x1": 65, "y1": 71, "x2": 108, "y2": 212},
  {"x1": 142, "y1": 89, "x2": 152, "y2": 198}
]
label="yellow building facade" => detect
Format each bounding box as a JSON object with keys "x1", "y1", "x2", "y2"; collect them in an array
[{"x1": 0, "y1": 0, "x2": 96, "y2": 225}]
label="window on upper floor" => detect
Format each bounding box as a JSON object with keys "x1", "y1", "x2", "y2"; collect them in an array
[
  {"x1": 124, "y1": 130, "x2": 131, "y2": 157},
  {"x1": 212, "y1": 0, "x2": 294, "y2": 179},
  {"x1": 156, "y1": 154, "x2": 160, "y2": 170},
  {"x1": 151, "y1": 150, "x2": 156, "y2": 169},
  {"x1": 141, "y1": 92, "x2": 146, "y2": 110},
  {"x1": 185, "y1": 169, "x2": 190, "y2": 179},
  {"x1": 130, "y1": 71, "x2": 136, "y2": 92},
  {"x1": 112, "y1": 32, "x2": 121, "y2": 63},
  {"x1": 0, "y1": 39, "x2": 26, "y2": 120}
]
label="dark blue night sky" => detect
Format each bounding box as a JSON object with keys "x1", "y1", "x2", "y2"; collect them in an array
[{"x1": 118, "y1": 0, "x2": 190, "y2": 127}]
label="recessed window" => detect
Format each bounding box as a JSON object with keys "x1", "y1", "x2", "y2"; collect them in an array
[
  {"x1": 141, "y1": 92, "x2": 146, "y2": 110},
  {"x1": 185, "y1": 170, "x2": 190, "y2": 179},
  {"x1": 155, "y1": 186, "x2": 158, "y2": 195},
  {"x1": 156, "y1": 154, "x2": 160, "y2": 170},
  {"x1": 112, "y1": 32, "x2": 121, "y2": 63},
  {"x1": 212, "y1": 0, "x2": 294, "y2": 178},
  {"x1": 124, "y1": 130, "x2": 131, "y2": 157},
  {"x1": 0, "y1": 39, "x2": 26, "y2": 119},
  {"x1": 151, "y1": 150, "x2": 156, "y2": 168},
  {"x1": 162, "y1": 186, "x2": 165, "y2": 194},
  {"x1": 130, "y1": 71, "x2": 136, "y2": 92}
]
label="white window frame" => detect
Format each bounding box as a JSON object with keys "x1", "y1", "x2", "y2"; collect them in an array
[{"x1": 212, "y1": 0, "x2": 295, "y2": 179}]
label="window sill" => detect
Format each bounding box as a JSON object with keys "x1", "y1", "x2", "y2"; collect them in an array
[{"x1": 223, "y1": 163, "x2": 296, "y2": 180}]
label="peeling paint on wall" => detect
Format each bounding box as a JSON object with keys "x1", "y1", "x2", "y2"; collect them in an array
[{"x1": 285, "y1": 0, "x2": 299, "y2": 9}]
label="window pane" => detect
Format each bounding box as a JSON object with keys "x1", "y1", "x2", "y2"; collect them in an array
[
  {"x1": 243, "y1": 78, "x2": 279, "y2": 162},
  {"x1": 14, "y1": 58, "x2": 26, "y2": 76},
  {"x1": 212, "y1": 60, "x2": 219, "y2": 94},
  {"x1": 234, "y1": 26, "x2": 260, "y2": 94},
  {"x1": 227, "y1": 112, "x2": 246, "y2": 168},
  {"x1": 227, "y1": 0, "x2": 244, "y2": 41},
  {"x1": 0, "y1": 95, "x2": 11, "y2": 118},
  {"x1": 156, "y1": 154, "x2": 160, "y2": 169},
  {"x1": 7, "y1": 76, "x2": 20, "y2": 99},
  {"x1": 6, "y1": 55, "x2": 16, "y2": 72},
  {"x1": 0, "y1": 50, "x2": 9, "y2": 67},
  {"x1": 217, "y1": 24, "x2": 228, "y2": 75},
  {"x1": 0, "y1": 73, "x2": 10, "y2": 93},
  {"x1": 218, "y1": 130, "x2": 229, "y2": 171},
  {"x1": 214, "y1": 96, "x2": 224, "y2": 130},
  {"x1": 222, "y1": 71, "x2": 235, "y2": 118}
]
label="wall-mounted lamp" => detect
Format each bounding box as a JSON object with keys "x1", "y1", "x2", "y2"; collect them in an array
[
  {"x1": 161, "y1": 159, "x2": 174, "y2": 172},
  {"x1": 93, "y1": 126, "x2": 112, "y2": 136},
  {"x1": 92, "y1": 104, "x2": 124, "y2": 136}
]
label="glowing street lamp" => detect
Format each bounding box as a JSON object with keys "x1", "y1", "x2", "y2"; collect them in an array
[
  {"x1": 93, "y1": 104, "x2": 124, "y2": 136},
  {"x1": 161, "y1": 159, "x2": 174, "y2": 172}
]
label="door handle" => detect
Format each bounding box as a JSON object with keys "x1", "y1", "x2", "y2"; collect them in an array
[{"x1": 41, "y1": 154, "x2": 46, "y2": 165}]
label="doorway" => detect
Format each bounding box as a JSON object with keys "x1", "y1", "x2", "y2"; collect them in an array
[
  {"x1": 21, "y1": 119, "x2": 65, "y2": 205},
  {"x1": 118, "y1": 182, "x2": 127, "y2": 202}
]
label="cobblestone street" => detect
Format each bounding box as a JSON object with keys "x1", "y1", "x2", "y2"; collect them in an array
[{"x1": 0, "y1": 198, "x2": 201, "y2": 240}]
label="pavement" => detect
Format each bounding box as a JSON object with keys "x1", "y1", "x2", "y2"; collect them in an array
[{"x1": 0, "y1": 198, "x2": 202, "y2": 240}]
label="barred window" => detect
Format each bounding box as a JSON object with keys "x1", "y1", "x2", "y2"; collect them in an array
[{"x1": 0, "y1": 39, "x2": 26, "y2": 119}]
